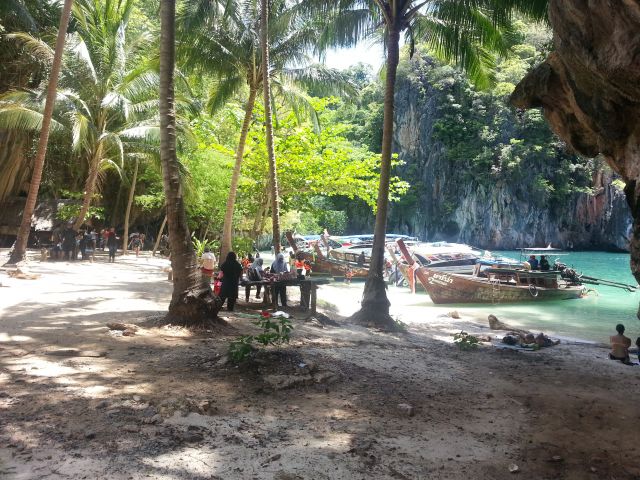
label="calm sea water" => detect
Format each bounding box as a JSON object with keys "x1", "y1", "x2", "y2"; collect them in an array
[{"x1": 458, "y1": 251, "x2": 640, "y2": 343}]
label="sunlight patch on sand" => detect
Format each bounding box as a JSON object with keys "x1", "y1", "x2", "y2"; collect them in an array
[
  {"x1": 142, "y1": 446, "x2": 220, "y2": 475},
  {"x1": 0, "y1": 333, "x2": 34, "y2": 342},
  {"x1": 7, "y1": 358, "x2": 79, "y2": 377}
]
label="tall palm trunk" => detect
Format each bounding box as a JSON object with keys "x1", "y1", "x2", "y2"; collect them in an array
[
  {"x1": 73, "y1": 155, "x2": 100, "y2": 230},
  {"x1": 251, "y1": 183, "x2": 269, "y2": 238},
  {"x1": 7, "y1": 0, "x2": 74, "y2": 264},
  {"x1": 349, "y1": 26, "x2": 401, "y2": 331},
  {"x1": 122, "y1": 158, "x2": 139, "y2": 254},
  {"x1": 260, "y1": 0, "x2": 281, "y2": 254},
  {"x1": 152, "y1": 214, "x2": 167, "y2": 256},
  {"x1": 219, "y1": 86, "x2": 257, "y2": 260},
  {"x1": 111, "y1": 181, "x2": 124, "y2": 226},
  {"x1": 159, "y1": 0, "x2": 219, "y2": 323}
]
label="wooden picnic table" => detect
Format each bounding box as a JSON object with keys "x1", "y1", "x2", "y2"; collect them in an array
[{"x1": 241, "y1": 276, "x2": 331, "y2": 314}]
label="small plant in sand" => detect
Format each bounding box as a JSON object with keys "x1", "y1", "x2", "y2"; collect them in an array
[
  {"x1": 453, "y1": 331, "x2": 479, "y2": 350},
  {"x1": 229, "y1": 312, "x2": 293, "y2": 362}
]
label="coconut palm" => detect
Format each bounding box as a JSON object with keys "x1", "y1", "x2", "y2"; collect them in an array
[
  {"x1": 159, "y1": 0, "x2": 219, "y2": 323},
  {"x1": 0, "y1": 0, "x2": 162, "y2": 246},
  {"x1": 259, "y1": 0, "x2": 281, "y2": 254},
  {"x1": 299, "y1": 0, "x2": 548, "y2": 329},
  {"x1": 4, "y1": 0, "x2": 73, "y2": 264},
  {"x1": 180, "y1": 0, "x2": 355, "y2": 259}
]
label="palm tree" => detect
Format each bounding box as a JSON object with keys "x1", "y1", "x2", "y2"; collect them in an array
[
  {"x1": 260, "y1": 0, "x2": 281, "y2": 254},
  {"x1": 0, "y1": 0, "x2": 161, "y2": 241},
  {"x1": 121, "y1": 156, "x2": 139, "y2": 254},
  {"x1": 5, "y1": 0, "x2": 73, "y2": 264},
  {"x1": 302, "y1": 0, "x2": 547, "y2": 329},
  {"x1": 65, "y1": 0, "x2": 160, "y2": 230},
  {"x1": 160, "y1": 0, "x2": 219, "y2": 323},
  {"x1": 180, "y1": 0, "x2": 354, "y2": 259}
]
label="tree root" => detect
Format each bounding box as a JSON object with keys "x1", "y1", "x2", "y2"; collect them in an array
[
  {"x1": 347, "y1": 307, "x2": 402, "y2": 332},
  {"x1": 165, "y1": 287, "x2": 226, "y2": 328},
  {"x1": 347, "y1": 276, "x2": 402, "y2": 332}
]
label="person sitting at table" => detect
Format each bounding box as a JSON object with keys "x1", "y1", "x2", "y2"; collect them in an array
[
  {"x1": 245, "y1": 257, "x2": 264, "y2": 302},
  {"x1": 271, "y1": 252, "x2": 289, "y2": 307}
]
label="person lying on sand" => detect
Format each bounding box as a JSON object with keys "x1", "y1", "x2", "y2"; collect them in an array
[
  {"x1": 609, "y1": 324, "x2": 632, "y2": 364},
  {"x1": 502, "y1": 332, "x2": 559, "y2": 349}
]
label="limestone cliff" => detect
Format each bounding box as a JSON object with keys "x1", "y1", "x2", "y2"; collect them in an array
[
  {"x1": 385, "y1": 54, "x2": 631, "y2": 251},
  {"x1": 510, "y1": 1, "x2": 640, "y2": 278}
]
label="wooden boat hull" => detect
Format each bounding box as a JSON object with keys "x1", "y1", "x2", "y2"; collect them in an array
[{"x1": 420, "y1": 268, "x2": 584, "y2": 304}]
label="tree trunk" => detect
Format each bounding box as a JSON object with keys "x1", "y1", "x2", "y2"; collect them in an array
[
  {"x1": 110, "y1": 181, "x2": 123, "y2": 227},
  {"x1": 348, "y1": 26, "x2": 401, "y2": 331},
  {"x1": 251, "y1": 184, "x2": 268, "y2": 238},
  {"x1": 220, "y1": 87, "x2": 258, "y2": 260},
  {"x1": 122, "y1": 158, "x2": 139, "y2": 254},
  {"x1": 7, "y1": 0, "x2": 74, "y2": 265},
  {"x1": 259, "y1": 189, "x2": 271, "y2": 236},
  {"x1": 152, "y1": 214, "x2": 167, "y2": 256},
  {"x1": 159, "y1": 0, "x2": 220, "y2": 324},
  {"x1": 260, "y1": 0, "x2": 281, "y2": 254},
  {"x1": 73, "y1": 157, "x2": 100, "y2": 230}
]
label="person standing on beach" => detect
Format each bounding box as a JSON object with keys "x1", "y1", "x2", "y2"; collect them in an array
[
  {"x1": 219, "y1": 251, "x2": 243, "y2": 311},
  {"x1": 61, "y1": 224, "x2": 76, "y2": 261},
  {"x1": 609, "y1": 324, "x2": 632, "y2": 364},
  {"x1": 200, "y1": 247, "x2": 216, "y2": 284},
  {"x1": 271, "y1": 253, "x2": 289, "y2": 307},
  {"x1": 106, "y1": 228, "x2": 118, "y2": 263}
]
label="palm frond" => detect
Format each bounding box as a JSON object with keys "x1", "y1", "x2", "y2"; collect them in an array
[
  {"x1": 0, "y1": 105, "x2": 63, "y2": 132},
  {"x1": 207, "y1": 75, "x2": 245, "y2": 114},
  {"x1": 5, "y1": 32, "x2": 54, "y2": 64},
  {"x1": 280, "y1": 63, "x2": 358, "y2": 98}
]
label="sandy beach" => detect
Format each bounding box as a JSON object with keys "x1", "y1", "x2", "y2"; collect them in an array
[{"x1": 1, "y1": 249, "x2": 639, "y2": 479}]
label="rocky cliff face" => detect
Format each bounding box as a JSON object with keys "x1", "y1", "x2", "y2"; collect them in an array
[
  {"x1": 510, "y1": 0, "x2": 640, "y2": 278},
  {"x1": 387, "y1": 55, "x2": 631, "y2": 251}
]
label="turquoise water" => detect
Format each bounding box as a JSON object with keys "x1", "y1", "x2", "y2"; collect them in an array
[{"x1": 453, "y1": 251, "x2": 640, "y2": 343}]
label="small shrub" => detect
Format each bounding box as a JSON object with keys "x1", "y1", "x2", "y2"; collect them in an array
[
  {"x1": 453, "y1": 331, "x2": 479, "y2": 350},
  {"x1": 228, "y1": 335, "x2": 255, "y2": 363},
  {"x1": 228, "y1": 314, "x2": 293, "y2": 363}
]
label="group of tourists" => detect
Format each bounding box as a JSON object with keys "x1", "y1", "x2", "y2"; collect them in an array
[
  {"x1": 524, "y1": 254, "x2": 551, "y2": 271},
  {"x1": 46, "y1": 224, "x2": 150, "y2": 263},
  {"x1": 609, "y1": 323, "x2": 640, "y2": 365},
  {"x1": 202, "y1": 248, "x2": 313, "y2": 312}
]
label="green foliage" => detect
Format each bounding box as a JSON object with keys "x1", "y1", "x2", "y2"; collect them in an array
[
  {"x1": 228, "y1": 315, "x2": 293, "y2": 363},
  {"x1": 232, "y1": 236, "x2": 254, "y2": 256},
  {"x1": 405, "y1": 23, "x2": 595, "y2": 213},
  {"x1": 192, "y1": 237, "x2": 218, "y2": 258},
  {"x1": 240, "y1": 98, "x2": 409, "y2": 216},
  {"x1": 228, "y1": 335, "x2": 255, "y2": 363},
  {"x1": 612, "y1": 179, "x2": 626, "y2": 192},
  {"x1": 453, "y1": 331, "x2": 479, "y2": 350},
  {"x1": 57, "y1": 204, "x2": 105, "y2": 222}
]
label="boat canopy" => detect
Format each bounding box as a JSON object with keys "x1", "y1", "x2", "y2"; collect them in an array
[{"x1": 518, "y1": 244, "x2": 570, "y2": 257}]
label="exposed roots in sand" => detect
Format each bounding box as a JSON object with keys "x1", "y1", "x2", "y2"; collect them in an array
[
  {"x1": 160, "y1": 287, "x2": 232, "y2": 331},
  {"x1": 348, "y1": 276, "x2": 403, "y2": 332}
]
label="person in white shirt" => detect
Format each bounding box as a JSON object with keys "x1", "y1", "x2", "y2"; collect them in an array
[{"x1": 200, "y1": 247, "x2": 217, "y2": 284}]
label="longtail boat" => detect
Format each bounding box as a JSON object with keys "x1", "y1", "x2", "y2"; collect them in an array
[
  {"x1": 284, "y1": 231, "x2": 367, "y2": 278},
  {"x1": 396, "y1": 239, "x2": 584, "y2": 304},
  {"x1": 314, "y1": 243, "x2": 368, "y2": 279},
  {"x1": 386, "y1": 243, "x2": 424, "y2": 291},
  {"x1": 285, "y1": 232, "x2": 332, "y2": 274}
]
